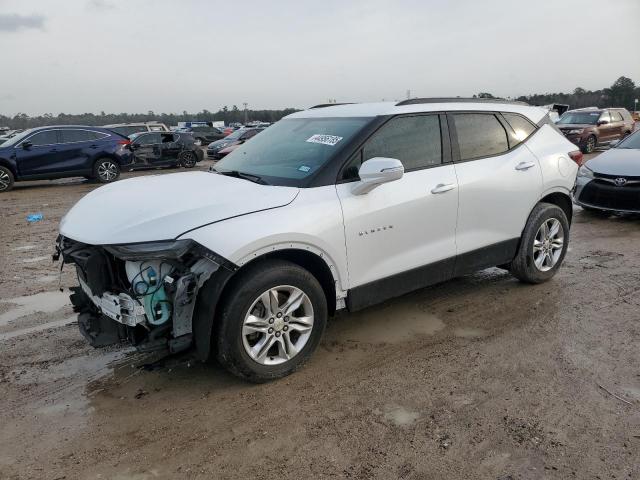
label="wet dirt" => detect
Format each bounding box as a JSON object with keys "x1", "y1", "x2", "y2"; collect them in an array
[{"x1": 1, "y1": 155, "x2": 640, "y2": 479}]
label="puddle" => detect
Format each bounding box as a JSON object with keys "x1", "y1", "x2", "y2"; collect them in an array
[
  {"x1": 22, "y1": 255, "x2": 51, "y2": 263},
  {"x1": 0, "y1": 290, "x2": 70, "y2": 327},
  {"x1": 0, "y1": 316, "x2": 76, "y2": 341},
  {"x1": 330, "y1": 302, "x2": 445, "y2": 344},
  {"x1": 37, "y1": 275, "x2": 59, "y2": 284},
  {"x1": 381, "y1": 406, "x2": 420, "y2": 426},
  {"x1": 453, "y1": 327, "x2": 487, "y2": 338},
  {"x1": 11, "y1": 245, "x2": 36, "y2": 251}
]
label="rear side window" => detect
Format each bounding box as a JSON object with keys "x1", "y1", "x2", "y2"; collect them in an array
[
  {"x1": 27, "y1": 130, "x2": 59, "y2": 146},
  {"x1": 136, "y1": 133, "x2": 161, "y2": 145},
  {"x1": 451, "y1": 113, "x2": 508, "y2": 160},
  {"x1": 502, "y1": 113, "x2": 536, "y2": 147},
  {"x1": 111, "y1": 126, "x2": 147, "y2": 136},
  {"x1": 599, "y1": 111, "x2": 611, "y2": 123},
  {"x1": 610, "y1": 111, "x2": 623, "y2": 122},
  {"x1": 61, "y1": 129, "x2": 107, "y2": 143},
  {"x1": 362, "y1": 115, "x2": 442, "y2": 171}
]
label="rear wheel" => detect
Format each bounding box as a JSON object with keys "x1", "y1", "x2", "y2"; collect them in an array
[
  {"x1": 216, "y1": 259, "x2": 327, "y2": 382},
  {"x1": 179, "y1": 151, "x2": 197, "y2": 168},
  {"x1": 0, "y1": 166, "x2": 15, "y2": 192},
  {"x1": 509, "y1": 203, "x2": 569, "y2": 284},
  {"x1": 582, "y1": 135, "x2": 596, "y2": 154},
  {"x1": 93, "y1": 158, "x2": 120, "y2": 183}
]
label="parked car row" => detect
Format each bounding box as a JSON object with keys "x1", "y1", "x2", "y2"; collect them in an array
[
  {"x1": 0, "y1": 126, "x2": 203, "y2": 192},
  {"x1": 557, "y1": 107, "x2": 635, "y2": 153}
]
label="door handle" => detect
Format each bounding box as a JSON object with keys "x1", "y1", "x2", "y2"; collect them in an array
[
  {"x1": 515, "y1": 161, "x2": 536, "y2": 171},
  {"x1": 89, "y1": 144, "x2": 98, "y2": 149},
  {"x1": 431, "y1": 183, "x2": 456, "y2": 194}
]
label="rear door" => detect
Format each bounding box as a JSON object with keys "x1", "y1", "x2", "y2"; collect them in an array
[
  {"x1": 598, "y1": 111, "x2": 615, "y2": 142},
  {"x1": 448, "y1": 112, "x2": 542, "y2": 272},
  {"x1": 58, "y1": 129, "x2": 107, "y2": 173},
  {"x1": 336, "y1": 114, "x2": 458, "y2": 291},
  {"x1": 609, "y1": 110, "x2": 625, "y2": 139},
  {"x1": 14, "y1": 130, "x2": 62, "y2": 176},
  {"x1": 158, "y1": 133, "x2": 182, "y2": 163}
]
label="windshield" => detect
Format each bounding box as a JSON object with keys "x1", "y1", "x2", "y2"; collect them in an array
[
  {"x1": 1, "y1": 129, "x2": 34, "y2": 147},
  {"x1": 215, "y1": 117, "x2": 372, "y2": 186},
  {"x1": 617, "y1": 130, "x2": 640, "y2": 149},
  {"x1": 557, "y1": 111, "x2": 600, "y2": 125}
]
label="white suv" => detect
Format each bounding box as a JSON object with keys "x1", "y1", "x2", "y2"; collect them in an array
[{"x1": 57, "y1": 99, "x2": 580, "y2": 382}]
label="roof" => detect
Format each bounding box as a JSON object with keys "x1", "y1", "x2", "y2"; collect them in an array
[{"x1": 287, "y1": 100, "x2": 548, "y2": 123}]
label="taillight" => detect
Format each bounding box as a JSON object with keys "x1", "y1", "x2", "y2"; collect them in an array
[
  {"x1": 118, "y1": 139, "x2": 131, "y2": 145},
  {"x1": 568, "y1": 150, "x2": 584, "y2": 166}
]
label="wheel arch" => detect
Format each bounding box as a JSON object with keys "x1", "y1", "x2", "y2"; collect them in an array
[
  {"x1": 539, "y1": 190, "x2": 573, "y2": 224},
  {"x1": 193, "y1": 247, "x2": 341, "y2": 361},
  {"x1": 0, "y1": 158, "x2": 17, "y2": 177}
]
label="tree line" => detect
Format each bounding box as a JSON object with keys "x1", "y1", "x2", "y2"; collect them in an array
[
  {"x1": 1, "y1": 77, "x2": 638, "y2": 130},
  {"x1": 0, "y1": 106, "x2": 300, "y2": 130}
]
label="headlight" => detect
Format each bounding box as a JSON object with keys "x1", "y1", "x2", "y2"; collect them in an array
[
  {"x1": 105, "y1": 239, "x2": 194, "y2": 260},
  {"x1": 577, "y1": 165, "x2": 594, "y2": 179},
  {"x1": 567, "y1": 129, "x2": 584, "y2": 134}
]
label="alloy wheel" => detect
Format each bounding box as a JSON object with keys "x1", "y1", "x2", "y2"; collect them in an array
[
  {"x1": 0, "y1": 170, "x2": 11, "y2": 191},
  {"x1": 242, "y1": 285, "x2": 314, "y2": 366},
  {"x1": 181, "y1": 152, "x2": 196, "y2": 167},
  {"x1": 97, "y1": 161, "x2": 118, "y2": 181},
  {"x1": 586, "y1": 136, "x2": 596, "y2": 153},
  {"x1": 533, "y1": 218, "x2": 564, "y2": 272}
]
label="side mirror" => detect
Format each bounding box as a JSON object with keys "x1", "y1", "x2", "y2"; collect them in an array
[
  {"x1": 597, "y1": 120, "x2": 609, "y2": 126},
  {"x1": 21, "y1": 141, "x2": 32, "y2": 149},
  {"x1": 352, "y1": 157, "x2": 404, "y2": 195},
  {"x1": 609, "y1": 139, "x2": 620, "y2": 148}
]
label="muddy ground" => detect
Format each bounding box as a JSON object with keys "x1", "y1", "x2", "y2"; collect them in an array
[{"x1": 1, "y1": 154, "x2": 639, "y2": 480}]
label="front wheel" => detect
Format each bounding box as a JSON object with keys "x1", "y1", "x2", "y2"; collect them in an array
[
  {"x1": 0, "y1": 166, "x2": 15, "y2": 192},
  {"x1": 93, "y1": 158, "x2": 120, "y2": 183},
  {"x1": 509, "y1": 203, "x2": 570, "y2": 284},
  {"x1": 581, "y1": 135, "x2": 596, "y2": 154},
  {"x1": 179, "y1": 151, "x2": 197, "y2": 168},
  {"x1": 216, "y1": 259, "x2": 327, "y2": 382}
]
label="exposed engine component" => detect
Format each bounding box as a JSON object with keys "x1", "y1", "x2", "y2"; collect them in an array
[{"x1": 125, "y1": 260, "x2": 173, "y2": 326}]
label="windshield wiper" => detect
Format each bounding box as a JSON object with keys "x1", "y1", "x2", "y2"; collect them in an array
[{"x1": 210, "y1": 168, "x2": 268, "y2": 185}]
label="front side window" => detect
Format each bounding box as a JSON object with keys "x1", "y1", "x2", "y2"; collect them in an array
[
  {"x1": 362, "y1": 115, "x2": 442, "y2": 171},
  {"x1": 28, "y1": 130, "x2": 59, "y2": 146},
  {"x1": 598, "y1": 111, "x2": 611, "y2": 123},
  {"x1": 502, "y1": 113, "x2": 536, "y2": 147},
  {"x1": 135, "y1": 133, "x2": 161, "y2": 145},
  {"x1": 452, "y1": 113, "x2": 509, "y2": 160},
  {"x1": 215, "y1": 117, "x2": 372, "y2": 186}
]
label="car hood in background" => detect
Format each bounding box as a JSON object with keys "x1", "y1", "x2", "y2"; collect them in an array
[
  {"x1": 557, "y1": 123, "x2": 593, "y2": 130},
  {"x1": 586, "y1": 149, "x2": 640, "y2": 176},
  {"x1": 60, "y1": 171, "x2": 299, "y2": 245}
]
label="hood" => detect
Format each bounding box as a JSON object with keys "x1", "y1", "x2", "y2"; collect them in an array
[
  {"x1": 558, "y1": 123, "x2": 593, "y2": 130},
  {"x1": 586, "y1": 148, "x2": 640, "y2": 176},
  {"x1": 60, "y1": 171, "x2": 299, "y2": 245}
]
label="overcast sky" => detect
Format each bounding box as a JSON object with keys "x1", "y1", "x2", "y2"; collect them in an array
[{"x1": 1, "y1": 0, "x2": 639, "y2": 116}]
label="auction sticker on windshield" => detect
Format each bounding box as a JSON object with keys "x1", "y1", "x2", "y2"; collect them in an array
[{"x1": 306, "y1": 134, "x2": 343, "y2": 146}]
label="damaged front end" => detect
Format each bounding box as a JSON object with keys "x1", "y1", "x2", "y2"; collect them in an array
[{"x1": 55, "y1": 236, "x2": 236, "y2": 355}]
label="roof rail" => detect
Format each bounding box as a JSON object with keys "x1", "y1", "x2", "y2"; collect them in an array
[
  {"x1": 309, "y1": 102, "x2": 355, "y2": 109},
  {"x1": 395, "y1": 97, "x2": 529, "y2": 106}
]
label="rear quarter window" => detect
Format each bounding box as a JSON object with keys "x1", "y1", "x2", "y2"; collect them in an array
[{"x1": 502, "y1": 113, "x2": 537, "y2": 147}]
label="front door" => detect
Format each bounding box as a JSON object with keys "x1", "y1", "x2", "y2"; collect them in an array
[
  {"x1": 14, "y1": 129, "x2": 62, "y2": 176},
  {"x1": 132, "y1": 132, "x2": 161, "y2": 166},
  {"x1": 336, "y1": 114, "x2": 458, "y2": 294}
]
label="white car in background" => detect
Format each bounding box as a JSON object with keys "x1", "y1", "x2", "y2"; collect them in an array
[{"x1": 57, "y1": 99, "x2": 580, "y2": 382}]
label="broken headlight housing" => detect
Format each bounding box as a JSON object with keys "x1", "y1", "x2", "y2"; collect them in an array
[{"x1": 105, "y1": 239, "x2": 194, "y2": 260}]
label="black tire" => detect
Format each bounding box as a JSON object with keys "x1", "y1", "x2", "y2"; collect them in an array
[
  {"x1": 581, "y1": 135, "x2": 596, "y2": 154},
  {"x1": 215, "y1": 259, "x2": 327, "y2": 382},
  {"x1": 93, "y1": 158, "x2": 121, "y2": 183},
  {"x1": 0, "y1": 166, "x2": 15, "y2": 192},
  {"x1": 179, "y1": 151, "x2": 197, "y2": 168},
  {"x1": 509, "y1": 203, "x2": 570, "y2": 284}
]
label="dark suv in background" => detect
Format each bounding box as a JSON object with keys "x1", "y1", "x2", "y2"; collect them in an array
[
  {"x1": 0, "y1": 126, "x2": 133, "y2": 192},
  {"x1": 557, "y1": 107, "x2": 634, "y2": 153}
]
